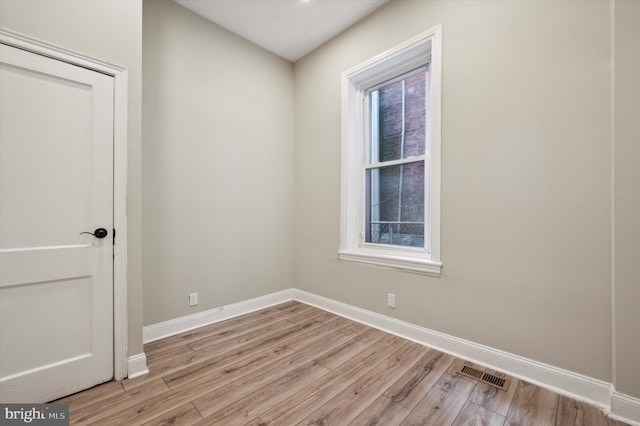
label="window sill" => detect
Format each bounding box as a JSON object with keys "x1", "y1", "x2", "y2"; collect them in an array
[{"x1": 338, "y1": 250, "x2": 442, "y2": 276}]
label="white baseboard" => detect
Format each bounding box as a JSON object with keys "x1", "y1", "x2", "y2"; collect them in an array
[
  {"x1": 291, "y1": 289, "x2": 613, "y2": 410},
  {"x1": 138, "y1": 287, "x2": 640, "y2": 425},
  {"x1": 143, "y1": 289, "x2": 294, "y2": 343},
  {"x1": 611, "y1": 392, "x2": 640, "y2": 426},
  {"x1": 127, "y1": 353, "x2": 149, "y2": 379}
]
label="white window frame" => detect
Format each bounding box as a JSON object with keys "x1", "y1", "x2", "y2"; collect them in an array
[{"x1": 339, "y1": 26, "x2": 442, "y2": 275}]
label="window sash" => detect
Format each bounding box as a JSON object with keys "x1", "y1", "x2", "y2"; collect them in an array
[
  {"x1": 362, "y1": 67, "x2": 428, "y2": 251},
  {"x1": 363, "y1": 159, "x2": 429, "y2": 252},
  {"x1": 363, "y1": 68, "x2": 429, "y2": 166}
]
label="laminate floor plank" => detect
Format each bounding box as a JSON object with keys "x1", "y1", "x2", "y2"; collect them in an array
[
  {"x1": 260, "y1": 313, "x2": 340, "y2": 347},
  {"x1": 91, "y1": 333, "x2": 329, "y2": 426},
  {"x1": 187, "y1": 311, "x2": 305, "y2": 352},
  {"x1": 165, "y1": 342, "x2": 293, "y2": 391},
  {"x1": 465, "y1": 374, "x2": 519, "y2": 416},
  {"x1": 505, "y1": 381, "x2": 559, "y2": 426},
  {"x1": 145, "y1": 342, "x2": 194, "y2": 366},
  {"x1": 187, "y1": 315, "x2": 304, "y2": 356},
  {"x1": 281, "y1": 304, "x2": 328, "y2": 324},
  {"x1": 263, "y1": 334, "x2": 412, "y2": 425},
  {"x1": 82, "y1": 377, "x2": 216, "y2": 425},
  {"x1": 297, "y1": 357, "x2": 411, "y2": 425},
  {"x1": 193, "y1": 319, "x2": 358, "y2": 418},
  {"x1": 54, "y1": 379, "x2": 124, "y2": 407},
  {"x1": 198, "y1": 359, "x2": 331, "y2": 425},
  {"x1": 348, "y1": 395, "x2": 412, "y2": 426},
  {"x1": 164, "y1": 316, "x2": 334, "y2": 390},
  {"x1": 445, "y1": 358, "x2": 519, "y2": 420},
  {"x1": 451, "y1": 400, "x2": 506, "y2": 426},
  {"x1": 389, "y1": 341, "x2": 433, "y2": 368},
  {"x1": 122, "y1": 347, "x2": 212, "y2": 391},
  {"x1": 144, "y1": 306, "x2": 289, "y2": 354},
  {"x1": 69, "y1": 378, "x2": 170, "y2": 425},
  {"x1": 244, "y1": 418, "x2": 268, "y2": 426},
  {"x1": 384, "y1": 349, "x2": 456, "y2": 410},
  {"x1": 556, "y1": 395, "x2": 610, "y2": 426},
  {"x1": 57, "y1": 302, "x2": 631, "y2": 426},
  {"x1": 400, "y1": 372, "x2": 477, "y2": 426},
  {"x1": 277, "y1": 301, "x2": 314, "y2": 316},
  {"x1": 609, "y1": 418, "x2": 633, "y2": 426},
  {"x1": 139, "y1": 402, "x2": 203, "y2": 426},
  {"x1": 315, "y1": 328, "x2": 393, "y2": 370},
  {"x1": 287, "y1": 316, "x2": 358, "y2": 351},
  {"x1": 274, "y1": 300, "x2": 305, "y2": 311},
  {"x1": 341, "y1": 320, "x2": 370, "y2": 335}
]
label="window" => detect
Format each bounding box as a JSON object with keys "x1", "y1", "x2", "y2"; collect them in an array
[
  {"x1": 366, "y1": 68, "x2": 427, "y2": 248},
  {"x1": 339, "y1": 27, "x2": 442, "y2": 275}
]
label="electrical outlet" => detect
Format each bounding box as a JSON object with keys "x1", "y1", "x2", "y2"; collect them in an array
[
  {"x1": 189, "y1": 292, "x2": 198, "y2": 307},
  {"x1": 387, "y1": 293, "x2": 396, "y2": 308}
]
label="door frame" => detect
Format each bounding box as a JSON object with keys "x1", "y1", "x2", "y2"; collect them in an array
[{"x1": 0, "y1": 29, "x2": 129, "y2": 381}]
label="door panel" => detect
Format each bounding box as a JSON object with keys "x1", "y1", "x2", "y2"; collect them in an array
[
  {"x1": 0, "y1": 277, "x2": 93, "y2": 377},
  {"x1": 0, "y1": 43, "x2": 114, "y2": 403},
  {"x1": 0, "y1": 63, "x2": 93, "y2": 249}
]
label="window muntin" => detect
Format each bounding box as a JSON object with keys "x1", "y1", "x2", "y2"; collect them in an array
[{"x1": 364, "y1": 68, "x2": 428, "y2": 250}]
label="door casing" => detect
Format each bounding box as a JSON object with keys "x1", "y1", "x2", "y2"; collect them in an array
[{"x1": 0, "y1": 28, "x2": 129, "y2": 380}]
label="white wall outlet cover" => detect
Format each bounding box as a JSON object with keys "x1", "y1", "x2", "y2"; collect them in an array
[{"x1": 189, "y1": 292, "x2": 198, "y2": 306}]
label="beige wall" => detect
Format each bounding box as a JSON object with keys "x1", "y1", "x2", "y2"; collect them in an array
[
  {"x1": 614, "y1": 0, "x2": 640, "y2": 399},
  {"x1": 142, "y1": 0, "x2": 295, "y2": 325},
  {"x1": 295, "y1": 0, "x2": 615, "y2": 383},
  {"x1": 2, "y1": 0, "x2": 637, "y2": 401},
  {"x1": 0, "y1": 0, "x2": 144, "y2": 356}
]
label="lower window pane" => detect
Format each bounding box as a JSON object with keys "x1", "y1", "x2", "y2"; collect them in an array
[{"x1": 366, "y1": 162, "x2": 424, "y2": 247}]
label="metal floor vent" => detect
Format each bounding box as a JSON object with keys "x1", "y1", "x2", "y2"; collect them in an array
[{"x1": 457, "y1": 362, "x2": 511, "y2": 391}]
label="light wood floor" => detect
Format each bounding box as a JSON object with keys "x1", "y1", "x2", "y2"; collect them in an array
[{"x1": 56, "y1": 301, "x2": 628, "y2": 425}]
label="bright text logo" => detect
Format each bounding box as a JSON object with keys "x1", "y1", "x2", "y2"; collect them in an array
[{"x1": 0, "y1": 404, "x2": 68, "y2": 425}]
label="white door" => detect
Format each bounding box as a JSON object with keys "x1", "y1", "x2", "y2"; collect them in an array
[{"x1": 0, "y1": 43, "x2": 114, "y2": 403}]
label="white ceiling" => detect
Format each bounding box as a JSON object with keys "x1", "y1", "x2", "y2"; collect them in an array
[{"x1": 173, "y1": 0, "x2": 390, "y2": 62}]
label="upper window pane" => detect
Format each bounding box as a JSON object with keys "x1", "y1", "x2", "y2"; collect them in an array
[{"x1": 369, "y1": 69, "x2": 426, "y2": 163}]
